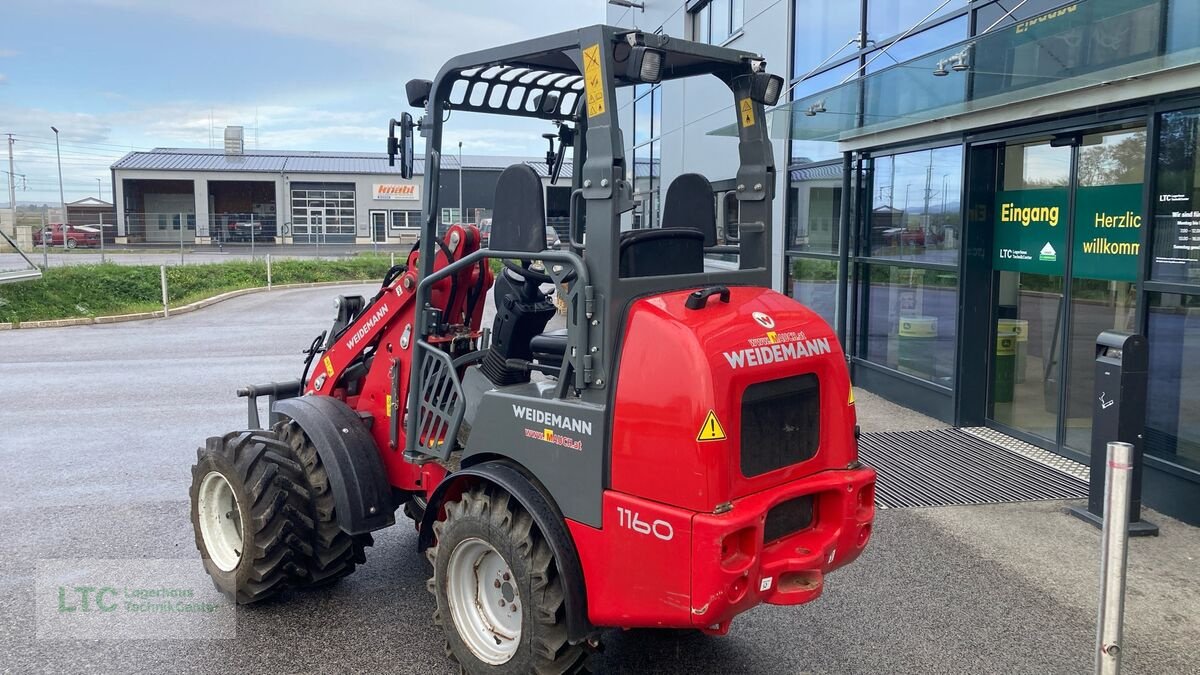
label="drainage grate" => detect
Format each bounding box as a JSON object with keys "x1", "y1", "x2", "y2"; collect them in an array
[{"x1": 858, "y1": 428, "x2": 1089, "y2": 509}]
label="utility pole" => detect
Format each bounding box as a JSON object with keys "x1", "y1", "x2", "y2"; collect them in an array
[
  {"x1": 6, "y1": 134, "x2": 16, "y2": 236},
  {"x1": 51, "y1": 126, "x2": 67, "y2": 251},
  {"x1": 96, "y1": 178, "x2": 102, "y2": 200},
  {"x1": 458, "y1": 141, "x2": 464, "y2": 224}
]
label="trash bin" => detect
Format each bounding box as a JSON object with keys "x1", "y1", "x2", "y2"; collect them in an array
[
  {"x1": 897, "y1": 316, "x2": 937, "y2": 379},
  {"x1": 997, "y1": 318, "x2": 1029, "y2": 384},
  {"x1": 994, "y1": 330, "x2": 1017, "y2": 403}
]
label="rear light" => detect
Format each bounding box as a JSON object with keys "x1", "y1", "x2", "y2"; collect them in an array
[
  {"x1": 857, "y1": 484, "x2": 875, "y2": 514},
  {"x1": 857, "y1": 524, "x2": 872, "y2": 547},
  {"x1": 719, "y1": 526, "x2": 755, "y2": 570}
]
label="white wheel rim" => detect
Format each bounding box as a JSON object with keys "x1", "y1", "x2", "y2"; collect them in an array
[
  {"x1": 446, "y1": 537, "x2": 522, "y2": 664},
  {"x1": 197, "y1": 471, "x2": 244, "y2": 572}
]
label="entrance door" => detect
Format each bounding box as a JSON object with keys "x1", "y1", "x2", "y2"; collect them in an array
[
  {"x1": 309, "y1": 209, "x2": 325, "y2": 245},
  {"x1": 987, "y1": 126, "x2": 1146, "y2": 454},
  {"x1": 370, "y1": 211, "x2": 387, "y2": 242}
]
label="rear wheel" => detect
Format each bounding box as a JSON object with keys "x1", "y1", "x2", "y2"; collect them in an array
[
  {"x1": 276, "y1": 419, "x2": 372, "y2": 586},
  {"x1": 189, "y1": 431, "x2": 312, "y2": 603},
  {"x1": 428, "y1": 486, "x2": 589, "y2": 674}
]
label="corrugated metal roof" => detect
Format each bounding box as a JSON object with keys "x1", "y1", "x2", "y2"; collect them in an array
[{"x1": 111, "y1": 148, "x2": 557, "y2": 177}]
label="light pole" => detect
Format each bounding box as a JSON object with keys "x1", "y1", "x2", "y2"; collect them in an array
[
  {"x1": 457, "y1": 141, "x2": 464, "y2": 225},
  {"x1": 51, "y1": 126, "x2": 67, "y2": 252},
  {"x1": 96, "y1": 178, "x2": 102, "y2": 199}
]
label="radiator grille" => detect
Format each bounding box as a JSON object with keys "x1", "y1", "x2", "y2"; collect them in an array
[
  {"x1": 740, "y1": 373, "x2": 820, "y2": 477},
  {"x1": 763, "y1": 495, "x2": 815, "y2": 544}
]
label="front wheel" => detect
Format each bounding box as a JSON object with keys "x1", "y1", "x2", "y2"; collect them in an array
[
  {"x1": 65, "y1": 238, "x2": 77, "y2": 249},
  {"x1": 189, "y1": 431, "x2": 312, "y2": 603},
  {"x1": 427, "y1": 486, "x2": 589, "y2": 674}
]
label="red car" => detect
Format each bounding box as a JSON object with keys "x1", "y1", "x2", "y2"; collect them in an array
[{"x1": 35, "y1": 224, "x2": 102, "y2": 249}]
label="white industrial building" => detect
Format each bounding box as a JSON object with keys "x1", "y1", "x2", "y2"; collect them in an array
[{"x1": 110, "y1": 127, "x2": 567, "y2": 246}]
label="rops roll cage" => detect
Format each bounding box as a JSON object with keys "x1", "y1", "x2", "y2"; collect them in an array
[{"x1": 396, "y1": 24, "x2": 783, "y2": 460}]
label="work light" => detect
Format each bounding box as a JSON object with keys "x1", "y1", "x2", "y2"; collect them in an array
[
  {"x1": 750, "y1": 72, "x2": 785, "y2": 106},
  {"x1": 626, "y1": 46, "x2": 665, "y2": 84}
]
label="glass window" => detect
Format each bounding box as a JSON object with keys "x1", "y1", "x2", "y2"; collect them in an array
[
  {"x1": 793, "y1": 2, "x2": 862, "y2": 76},
  {"x1": 1003, "y1": 140, "x2": 1070, "y2": 188},
  {"x1": 868, "y1": 0, "x2": 966, "y2": 43},
  {"x1": 788, "y1": 256, "x2": 839, "y2": 327},
  {"x1": 862, "y1": 263, "x2": 959, "y2": 386},
  {"x1": 634, "y1": 92, "x2": 652, "y2": 146},
  {"x1": 864, "y1": 17, "x2": 968, "y2": 74},
  {"x1": 1146, "y1": 292, "x2": 1200, "y2": 471},
  {"x1": 695, "y1": 2, "x2": 710, "y2": 43},
  {"x1": 731, "y1": 0, "x2": 744, "y2": 35},
  {"x1": 1167, "y1": 0, "x2": 1200, "y2": 52},
  {"x1": 787, "y1": 163, "x2": 842, "y2": 253},
  {"x1": 790, "y1": 61, "x2": 858, "y2": 165},
  {"x1": 974, "y1": 0, "x2": 1088, "y2": 33},
  {"x1": 711, "y1": 0, "x2": 730, "y2": 44},
  {"x1": 869, "y1": 145, "x2": 962, "y2": 264},
  {"x1": 1152, "y1": 109, "x2": 1200, "y2": 284},
  {"x1": 651, "y1": 86, "x2": 662, "y2": 139}
]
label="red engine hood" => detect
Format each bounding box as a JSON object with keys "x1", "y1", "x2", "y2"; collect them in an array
[{"x1": 609, "y1": 286, "x2": 859, "y2": 512}]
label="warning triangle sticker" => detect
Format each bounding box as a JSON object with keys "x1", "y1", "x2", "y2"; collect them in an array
[{"x1": 697, "y1": 410, "x2": 727, "y2": 442}]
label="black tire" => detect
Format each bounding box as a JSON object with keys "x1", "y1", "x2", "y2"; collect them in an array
[
  {"x1": 427, "y1": 486, "x2": 589, "y2": 675},
  {"x1": 276, "y1": 418, "x2": 372, "y2": 586},
  {"x1": 65, "y1": 238, "x2": 77, "y2": 249},
  {"x1": 189, "y1": 431, "x2": 313, "y2": 604}
]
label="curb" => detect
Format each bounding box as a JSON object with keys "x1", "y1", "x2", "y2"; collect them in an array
[{"x1": 8, "y1": 280, "x2": 371, "y2": 330}]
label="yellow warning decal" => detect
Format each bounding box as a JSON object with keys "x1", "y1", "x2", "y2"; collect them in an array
[
  {"x1": 385, "y1": 394, "x2": 393, "y2": 417},
  {"x1": 323, "y1": 355, "x2": 334, "y2": 377},
  {"x1": 739, "y1": 98, "x2": 755, "y2": 127},
  {"x1": 697, "y1": 410, "x2": 727, "y2": 442},
  {"x1": 848, "y1": 388, "x2": 855, "y2": 406},
  {"x1": 583, "y1": 44, "x2": 606, "y2": 118},
  {"x1": 766, "y1": 331, "x2": 778, "y2": 344}
]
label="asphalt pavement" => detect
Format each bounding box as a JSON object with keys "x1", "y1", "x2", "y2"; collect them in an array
[{"x1": 2, "y1": 284, "x2": 1198, "y2": 674}]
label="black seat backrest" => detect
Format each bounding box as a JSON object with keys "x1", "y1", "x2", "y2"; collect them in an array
[
  {"x1": 619, "y1": 228, "x2": 705, "y2": 278},
  {"x1": 619, "y1": 173, "x2": 715, "y2": 278},
  {"x1": 489, "y1": 164, "x2": 546, "y2": 253},
  {"x1": 661, "y1": 173, "x2": 717, "y2": 247}
]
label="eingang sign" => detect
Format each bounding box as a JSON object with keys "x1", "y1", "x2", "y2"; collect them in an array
[
  {"x1": 993, "y1": 184, "x2": 1144, "y2": 281},
  {"x1": 373, "y1": 184, "x2": 419, "y2": 201}
]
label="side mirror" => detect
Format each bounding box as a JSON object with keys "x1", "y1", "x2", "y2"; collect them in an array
[
  {"x1": 405, "y1": 79, "x2": 432, "y2": 108},
  {"x1": 388, "y1": 113, "x2": 416, "y2": 180}
]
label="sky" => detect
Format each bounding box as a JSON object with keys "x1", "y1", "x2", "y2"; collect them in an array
[{"x1": 0, "y1": 0, "x2": 604, "y2": 204}]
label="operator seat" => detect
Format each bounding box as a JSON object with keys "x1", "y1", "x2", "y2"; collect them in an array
[
  {"x1": 619, "y1": 173, "x2": 716, "y2": 278},
  {"x1": 481, "y1": 164, "x2": 560, "y2": 385}
]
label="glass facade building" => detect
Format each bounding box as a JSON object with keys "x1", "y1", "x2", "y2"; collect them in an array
[
  {"x1": 780, "y1": 0, "x2": 1200, "y2": 523},
  {"x1": 609, "y1": 0, "x2": 1200, "y2": 524}
]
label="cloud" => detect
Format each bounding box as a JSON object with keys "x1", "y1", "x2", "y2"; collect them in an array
[
  {"x1": 0, "y1": 49, "x2": 17, "y2": 58},
  {"x1": 73, "y1": 0, "x2": 602, "y2": 72},
  {"x1": 0, "y1": 74, "x2": 7, "y2": 85}
]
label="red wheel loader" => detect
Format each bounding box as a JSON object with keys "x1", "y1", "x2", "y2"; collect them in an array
[{"x1": 189, "y1": 25, "x2": 876, "y2": 673}]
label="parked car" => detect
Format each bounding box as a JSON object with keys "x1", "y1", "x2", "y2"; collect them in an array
[
  {"x1": 214, "y1": 219, "x2": 264, "y2": 243},
  {"x1": 34, "y1": 223, "x2": 101, "y2": 249},
  {"x1": 478, "y1": 218, "x2": 560, "y2": 250}
]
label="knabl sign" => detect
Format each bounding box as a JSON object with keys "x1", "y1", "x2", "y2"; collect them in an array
[{"x1": 373, "y1": 184, "x2": 419, "y2": 201}]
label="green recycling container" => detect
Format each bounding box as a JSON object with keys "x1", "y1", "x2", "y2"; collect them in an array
[
  {"x1": 994, "y1": 330, "x2": 1017, "y2": 404},
  {"x1": 897, "y1": 316, "x2": 938, "y2": 379},
  {"x1": 997, "y1": 318, "x2": 1029, "y2": 384}
]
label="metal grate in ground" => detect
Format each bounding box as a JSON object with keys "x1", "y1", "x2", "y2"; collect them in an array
[{"x1": 858, "y1": 428, "x2": 1089, "y2": 509}]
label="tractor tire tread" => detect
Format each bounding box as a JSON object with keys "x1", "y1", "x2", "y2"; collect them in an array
[{"x1": 428, "y1": 485, "x2": 591, "y2": 675}]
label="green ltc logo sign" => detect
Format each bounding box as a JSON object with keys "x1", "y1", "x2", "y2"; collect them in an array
[{"x1": 993, "y1": 184, "x2": 1143, "y2": 281}]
